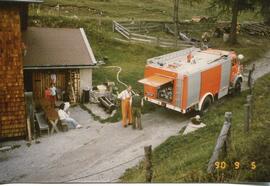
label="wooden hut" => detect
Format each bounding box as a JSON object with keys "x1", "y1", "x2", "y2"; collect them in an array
[{"x1": 22, "y1": 27, "x2": 97, "y2": 103}]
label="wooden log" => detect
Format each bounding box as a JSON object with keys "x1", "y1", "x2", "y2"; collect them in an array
[{"x1": 144, "y1": 145, "x2": 153, "y2": 182}]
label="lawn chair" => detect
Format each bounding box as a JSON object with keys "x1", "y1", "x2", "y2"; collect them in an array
[{"x1": 35, "y1": 112, "x2": 50, "y2": 136}]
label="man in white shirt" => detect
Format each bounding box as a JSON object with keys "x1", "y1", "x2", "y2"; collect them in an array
[
  {"x1": 58, "y1": 103, "x2": 82, "y2": 129},
  {"x1": 118, "y1": 85, "x2": 133, "y2": 128}
]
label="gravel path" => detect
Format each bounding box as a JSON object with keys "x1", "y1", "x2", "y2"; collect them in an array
[{"x1": 0, "y1": 107, "x2": 189, "y2": 183}]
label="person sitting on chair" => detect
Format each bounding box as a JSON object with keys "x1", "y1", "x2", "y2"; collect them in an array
[{"x1": 58, "y1": 103, "x2": 82, "y2": 129}]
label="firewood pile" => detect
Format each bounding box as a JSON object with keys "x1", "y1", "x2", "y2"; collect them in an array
[
  {"x1": 241, "y1": 23, "x2": 270, "y2": 38},
  {"x1": 0, "y1": 8, "x2": 26, "y2": 138}
]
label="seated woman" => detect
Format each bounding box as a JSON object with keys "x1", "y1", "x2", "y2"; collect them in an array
[{"x1": 58, "y1": 103, "x2": 82, "y2": 129}]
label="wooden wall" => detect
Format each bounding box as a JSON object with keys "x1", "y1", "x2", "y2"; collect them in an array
[
  {"x1": 31, "y1": 69, "x2": 80, "y2": 102},
  {"x1": 0, "y1": 6, "x2": 26, "y2": 139}
]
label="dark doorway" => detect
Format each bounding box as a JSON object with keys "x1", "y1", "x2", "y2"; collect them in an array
[{"x1": 24, "y1": 70, "x2": 33, "y2": 92}]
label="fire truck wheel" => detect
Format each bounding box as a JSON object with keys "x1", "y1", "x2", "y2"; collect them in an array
[
  {"x1": 200, "y1": 96, "x2": 212, "y2": 114},
  {"x1": 234, "y1": 79, "x2": 242, "y2": 95}
]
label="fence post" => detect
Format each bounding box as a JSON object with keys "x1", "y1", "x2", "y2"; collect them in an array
[
  {"x1": 246, "y1": 95, "x2": 253, "y2": 122},
  {"x1": 207, "y1": 112, "x2": 232, "y2": 174},
  {"x1": 156, "y1": 36, "x2": 160, "y2": 47},
  {"x1": 248, "y1": 64, "x2": 255, "y2": 94},
  {"x1": 244, "y1": 103, "x2": 250, "y2": 133},
  {"x1": 224, "y1": 112, "x2": 232, "y2": 155},
  {"x1": 144, "y1": 145, "x2": 153, "y2": 182}
]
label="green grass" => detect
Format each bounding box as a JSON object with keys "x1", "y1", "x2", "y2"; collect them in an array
[
  {"x1": 120, "y1": 74, "x2": 270, "y2": 183},
  {"x1": 30, "y1": 0, "x2": 263, "y2": 22}
]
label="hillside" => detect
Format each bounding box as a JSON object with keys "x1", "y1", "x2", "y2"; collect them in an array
[
  {"x1": 32, "y1": 0, "x2": 263, "y2": 22},
  {"x1": 121, "y1": 73, "x2": 270, "y2": 182}
]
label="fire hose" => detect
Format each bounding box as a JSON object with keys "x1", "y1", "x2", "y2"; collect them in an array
[{"x1": 103, "y1": 66, "x2": 137, "y2": 95}]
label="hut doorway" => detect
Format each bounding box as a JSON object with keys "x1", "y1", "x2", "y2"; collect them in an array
[{"x1": 24, "y1": 70, "x2": 33, "y2": 92}]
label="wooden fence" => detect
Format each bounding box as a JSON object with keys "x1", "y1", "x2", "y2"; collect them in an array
[{"x1": 112, "y1": 21, "x2": 193, "y2": 48}]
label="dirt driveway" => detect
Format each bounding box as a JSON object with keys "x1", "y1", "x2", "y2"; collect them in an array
[
  {"x1": 1, "y1": 51, "x2": 269, "y2": 183},
  {"x1": 0, "y1": 107, "x2": 189, "y2": 183}
]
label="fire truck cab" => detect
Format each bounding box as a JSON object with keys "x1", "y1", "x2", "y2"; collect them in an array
[{"x1": 138, "y1": 47, "x2": 243, "y2": 113}]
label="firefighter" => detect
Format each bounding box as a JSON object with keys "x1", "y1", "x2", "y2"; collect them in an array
[
  {"x1": 132, "y1": 92, "x2": 144, "y2": 130},
  {"x1": 118, "y1": 85, "x2": 133, "y2": 128}
]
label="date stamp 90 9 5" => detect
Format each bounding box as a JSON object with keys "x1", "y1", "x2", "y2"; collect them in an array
[{"x1": 215, "y1": 161, "x2": 256, "y2": 170}]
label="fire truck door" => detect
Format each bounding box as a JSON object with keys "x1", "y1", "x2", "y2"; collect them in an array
[
  {"x1": 187, "y1": 72, "x2": 201, "y2": 107},
  {"x1": 218, "y1": 60, "x2": 232, "y2": 99}
]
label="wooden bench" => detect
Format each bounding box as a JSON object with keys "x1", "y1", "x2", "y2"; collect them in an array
[
  {"x1": 39, "y1": 98, "x2": 69, "y2": 133},
  {"x1": 35, "y1": 112, "x2": 50, "y2": 136}
]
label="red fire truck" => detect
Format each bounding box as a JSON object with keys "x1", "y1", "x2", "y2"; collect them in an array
[{"x1": 138, "y1": 47, "x2": 243, "y2": 113}]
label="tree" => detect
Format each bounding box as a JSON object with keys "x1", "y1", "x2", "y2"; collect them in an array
[
  {"x1": 259, "y1": 0, "x2": 270, "y2": 25},
  {"x1": 210, "y1": 0, "x2": 255, "y2": 44}
]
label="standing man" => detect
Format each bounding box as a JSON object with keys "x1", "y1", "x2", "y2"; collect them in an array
[
  {"x1": 118, "y1": 85, "x2": 133, "y2": 128},
  {"x1": 132, "y1": 92, "x2": 144, "y2": 130}
]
